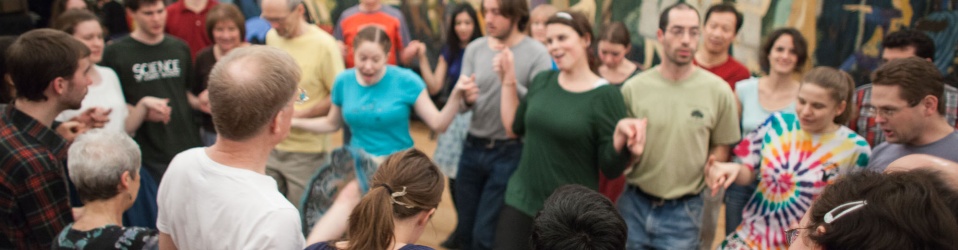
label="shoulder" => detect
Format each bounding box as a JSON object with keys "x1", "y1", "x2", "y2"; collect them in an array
[
  {"x1": 735, "y1": 77, "x2": 758, "y2": 90},
  {"x1": 622, "y1": 67, "x2": 660, "y2": 89},
  {"x1": 838, "y1": 126, "x2": 871, "y2": 149},
  {"x1": 381, "y1": 5, "x2": 406, "y2": 18},
  {"x1": 693, "y1": 68, "x2": 729, "y2": 87},
  {"x1": 104, "y1": 36, "x2": 134, "y2": 51},
  {"x1": 518, "y1": 37, "x2": 548, "y2": 53},
  {"x1": 305, "y1": 242, "x2": 336, "y2": 250},
  {"x1": 340, "y1": 6, "x2": 362, "y2": 19},
  {"x1": 464, "y1": 37, "x2": 488, "y2": 53},
  {"x1": 196, "y1": 46, "x2": 214, "y2": 59}
]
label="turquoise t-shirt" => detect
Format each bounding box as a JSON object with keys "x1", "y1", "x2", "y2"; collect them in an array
[{"x1": 332, "y1": 66, "x2": 425, "y2": 156}]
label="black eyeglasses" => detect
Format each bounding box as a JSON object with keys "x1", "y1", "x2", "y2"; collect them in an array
[{"x1": 785, "y1": 228, "x2": 803, "y2": 245}]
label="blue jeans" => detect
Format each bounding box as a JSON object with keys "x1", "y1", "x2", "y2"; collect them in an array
[
  {"x1": 618, "y1": 185, "x2": 704, "y2": 250},
  {"x1": 724, "y1": 182, "x2": 757, "y2": 234},
  {"x1": 455, "y1": 135, "x2": 522, "y2": 250}
]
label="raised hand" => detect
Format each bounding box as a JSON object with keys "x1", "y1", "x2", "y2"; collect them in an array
[
  {"x1": 492, "y1": 46, "x2": 515, "y2": 84},
  {"x1": 458, "y1": 74, "x2": 479, "y2": 105}
]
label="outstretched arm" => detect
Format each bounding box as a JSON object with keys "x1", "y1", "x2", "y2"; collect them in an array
[{"x1": 290, "y1": 105, "x2": 344, "y2": 133}]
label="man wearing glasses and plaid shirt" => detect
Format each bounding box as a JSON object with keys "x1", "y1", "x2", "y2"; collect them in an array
[
  {"x1": 861, "y1": 56, "x2": 958, "y2": 172},
  {"x1": 849, "y1": 30, "x2": 958, "y2": 147}
]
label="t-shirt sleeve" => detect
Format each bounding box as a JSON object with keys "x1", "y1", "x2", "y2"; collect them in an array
[
  {"x1": 331, "y1": 73, "x2": 347, "y2": 107},
  {"x1": 593, "y1": 85, "x2": 630, "y2": 178},
  {"x1": 460, "y1": 44, "x2": 475, "y2": 77},
  {"x1": 403, "y1": 69, "x2": 427, "y2": 104},
  {"x1": 519, "y1": 45, "x2": 554, "y2": 98},
  {"x1": 319, "y1": 38, "x2": 346, "y2": 97},
  {"x1": 179, "y1": 42, "x2": 195, "y2": 91},
  {"x1": 620, "y1": 79, "x2": 636, "y2": 117},
  {"x1": 711, "y1": 83, "x2": 742, "y2": 145},
  {"x1": 734, "y1": 114, "x2": 774, "y2": 172},
  {"x1": 248, "y1": 209, "x2": 305, "y2": 249}
]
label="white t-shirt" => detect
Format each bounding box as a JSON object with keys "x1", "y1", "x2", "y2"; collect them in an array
[
  {"x1": 157, "y1": 148, "x2": 305, "y2": 250},
  {"x1": 57, "y1": 65, "x2": 129, "y2": 133}
]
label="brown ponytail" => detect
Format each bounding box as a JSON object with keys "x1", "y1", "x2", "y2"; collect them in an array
[
  {"x1": 345, "y1": 149, "x2": 444, "y2": 250},
  {"x1": 802, "y1": 66, "x2": 856, "y2": 124}
]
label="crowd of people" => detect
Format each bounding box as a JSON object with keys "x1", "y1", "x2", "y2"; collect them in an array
[{"x1": 1, "y1": 0, "x2": 957, "y2": 250}]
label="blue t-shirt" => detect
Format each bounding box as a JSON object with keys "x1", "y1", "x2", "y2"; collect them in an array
[{"x1": 332, "y1": 66, "x2": 425, "y2": 156}]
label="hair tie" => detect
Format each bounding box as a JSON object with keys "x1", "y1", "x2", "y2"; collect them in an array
[
  {"x1": 389, "y1": 186, "x2": 415, "y2": 209},
  {"x1": 378, "y1": 184, "x2": 394, "y2": 194}
]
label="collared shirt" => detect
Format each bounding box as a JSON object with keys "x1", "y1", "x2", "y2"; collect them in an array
[
  {"x1": 849, "y1": 83, "x2": 958, "y2": 146},
  {"x1": 165, "y1": 0, "x2": 218, "y2": 57},
  {"x1": 0, "y1": 106, "x2": 73, "y2": 249}
]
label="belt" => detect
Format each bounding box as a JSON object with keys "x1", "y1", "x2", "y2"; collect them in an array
[
  {"x1": 465, "y1": 134, "x2": 520, "y2": 149},
  {"x1": 629, "y1": 185, "x2": 700, "y2": 206}
]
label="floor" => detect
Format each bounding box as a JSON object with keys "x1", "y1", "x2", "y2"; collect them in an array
[{"x1": 329, "y1": 121, "x2": 726, "y2": 249}]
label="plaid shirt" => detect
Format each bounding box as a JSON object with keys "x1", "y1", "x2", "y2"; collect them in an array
[
  {"x1": 0, "y1": 106, "x2": 73, "y2": 249},
  {"x1": 849, "y1": 83, "x2": 958, "y2": 146}
]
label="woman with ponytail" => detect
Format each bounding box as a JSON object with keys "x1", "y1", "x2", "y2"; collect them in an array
[
  {"x1": 707, "y1": 67, "x2": 871, "y2": 249},
  {"x1": 304, "y1": 149, "x2": 444, "y2": 250}
]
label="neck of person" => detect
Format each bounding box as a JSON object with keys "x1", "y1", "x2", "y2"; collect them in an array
[
  {"x1": 494, "y1": 29, "x2": 525, "y2": 48},
  {"x1": 695, "y1": 48, "x2": 729, "y2": 68},
  {"x1": 391, "y1": 216, "x2": 423, "y2": 249},
  {"x1": 359, "y1": 2, "x2": 382, "y2": 12},
  {"x1": 12, "y1": 98, "x2": 62, "y2": 128},
  {"x1": 658, "y1": 60, "x2": 696, "y2": 82},
  {"x1": 131, "y1": 29, "x2": 164, "y2": 45},
  {"x1": 763, "y1": 70, "x2": 797, "y2": 90},
  {"x1": 184, "y1": 0, "x2": 208, "y2": 12},
  {"x1": 289, "y1": 19, "x2": 309, "y2": 39},
  {"x1": 560, "y1": 60, "x2": 599, "y2": 86},
  {"x1": 72, "y1": 197, "x2": 126, "y2": 231},
  {"x1": 205, "y1": 136, "x2": 273, "y2": 175},
  {"x1": 915, "y1": 117, "x2": 956, "y2": 146}
]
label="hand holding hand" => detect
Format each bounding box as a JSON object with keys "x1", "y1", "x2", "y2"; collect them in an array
[
  {"x1": 197, "y1": 90, "x2": 211, "y2": 114},
  {"x1": 458, "y1": 74, "x2": 479, "y2": 105},
  {"x1": 706, "y1": 158, "x2": 741, "y2": 196},
  {"x1": 492, "y1": 47, "x2": 515, "y2": 84},
  {"x1": 74, "y1": 107, "x2": 111, "y2": 129},
  {"x1": 56, "y1": 121, "x2": 87, "y2": 142},
  {"x1": 142, "y1": 97, "x2": 171, "y2": 124},
  {"x1": 614, "y1": 118, "x2": 648, "y2": 156}
]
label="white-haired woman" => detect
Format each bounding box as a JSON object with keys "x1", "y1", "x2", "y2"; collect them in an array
[{"x1": 53, "y1": 130, "x2": 158, "y2": 249}]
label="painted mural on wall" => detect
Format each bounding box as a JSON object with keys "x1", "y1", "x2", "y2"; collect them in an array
[{"x1": 304, "y1": 0, "x2": 958, "y2": 85}]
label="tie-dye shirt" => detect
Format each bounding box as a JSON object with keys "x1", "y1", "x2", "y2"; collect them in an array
[{"x1": 720, "y1": 112, "x2": 871, "y2": 250}]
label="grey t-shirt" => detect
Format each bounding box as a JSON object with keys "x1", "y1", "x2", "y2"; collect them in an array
[
  {"x1": 867, "y1": 131, "x2": 958, "y2": 172},
  {"x1": 460, "y1": 37, "x2": 552, "y2": 139}
]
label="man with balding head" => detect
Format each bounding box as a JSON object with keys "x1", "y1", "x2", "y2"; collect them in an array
[
  {"x1": 157, "y1": 46, "x2": 306, "y2": 249},
  {"x1": 260, "y1": 0, "x2": 344, "y2": 209}
]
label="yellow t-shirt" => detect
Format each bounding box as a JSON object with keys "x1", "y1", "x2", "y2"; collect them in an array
[
  {"x1": 266, "y1": 25, "x2": 344, "y2": 153},
  {"x1": 621, "y1": 66, "x2": 741, "y2": 199}
]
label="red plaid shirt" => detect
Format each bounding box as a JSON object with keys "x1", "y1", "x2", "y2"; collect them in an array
[
  {"x1": 849, "y1": 84, "x2": 958, "y2": 146},
  {"x1": 0, "y1": 106, "x2": 73, "y2": 249}
]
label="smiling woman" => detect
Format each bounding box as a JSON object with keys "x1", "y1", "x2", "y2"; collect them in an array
[
  {"x1": 194, "y1": 3, "x2": 250, "y2": 146},
  {"x1": 708, "y1": 67, "x2": 870, "y2": 250},
  {"x1": 493, "y1": 11, "x2": 636, "y2": 250}
]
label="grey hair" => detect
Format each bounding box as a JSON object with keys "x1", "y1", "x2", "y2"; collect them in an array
[
  {"x1": 67, "y1": 129, "x2": 141, "y2": 202},
  {"x1": 287, "y1": 0, "x2": 303, "y2": 11}
]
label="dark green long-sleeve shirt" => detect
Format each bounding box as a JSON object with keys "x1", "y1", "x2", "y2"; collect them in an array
[{"x1": 505, "y1": 70, "x2": 631, "y2": 217}]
